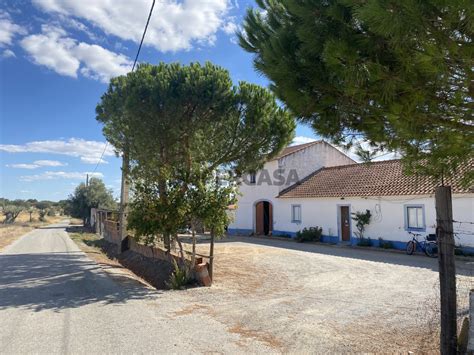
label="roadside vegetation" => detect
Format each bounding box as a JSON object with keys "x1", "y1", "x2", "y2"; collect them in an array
[
  {"x1": 0, "y1": 210, "x2": 66, "y2": 251},
  {"x1": 96, "y1": 62, "x2": 296, "y2": 283}
]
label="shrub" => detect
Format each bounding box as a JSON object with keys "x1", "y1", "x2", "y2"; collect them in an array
[
  {"x1": 47, "y1": 209, "x2": 56, "y2": 216},
  {"x1": 295, "y1": 227, "x2": 322, "y2": 243},
  {"x1": 357, "y1": 237, "x2": 372, "y2": 247},
  {"x1": 166, "y1": 259, "x2": 190, "y2": 290},
  {"x1": 378, "y1": 238, "x2": 394, "y2": 249},
  {"x1": 38, "y1": 209, "x2": 47, "y2": 222}
]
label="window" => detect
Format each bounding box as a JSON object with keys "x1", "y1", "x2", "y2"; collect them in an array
[
  {"x1": 405, "y1": 205, "x2": 425, "y2": 230},
  {"x1": 249, "y1": 172, "x2": 256, "y2": 184},
  {"x1": 291, "y1": 204, "x2": 301, "y2": 223}
]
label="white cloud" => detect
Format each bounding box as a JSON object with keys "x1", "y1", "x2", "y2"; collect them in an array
[
  {"x1": 6, "y1": 159, "x2": 67, "y2": 169},
  {"x1": 6, "y1": 163, "x2": 39, "y2": 169},
  {"x1": 222, "y1": 20, "x2": 238, "y2": 35},
  {"x1": 34, "y1": 160, "x2": 67, "y2": 167},
  {"x1": 292, "y1": 136, "x2": 317, "y2": 145},
  {"x1": 1, "y1": 49, "x2": 15, "y2": 58},
  {"x1": 20, "y1": 171, "x2": 103, "y2": 182},
  {"x1": 20, "y1": 25, "x2": 80, "y2": 77},
  {"x1": 20, "y1": 25, "x2": 132, "y2": 82},
  {"x1": 32, "y1": 0, "x2": 230, "y2": 52},
  {"x1": 0, "y1": 11, "x2": 26, "y2": 47},
  {"x1": 0, "y1": 138, "x2": 115, "y2": 164}
]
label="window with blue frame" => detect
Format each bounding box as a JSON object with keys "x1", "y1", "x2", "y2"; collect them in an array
[
  {"x1": 405, "y1": 205, "x2": 425, "y2": 230},
  {"x1": 291, "y1": 204, "x2": 301, "y2": 223}
]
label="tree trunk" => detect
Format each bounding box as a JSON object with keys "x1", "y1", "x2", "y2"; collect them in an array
[{"x1": 435, "y1": 186, "x2": 457, "y2": 355}]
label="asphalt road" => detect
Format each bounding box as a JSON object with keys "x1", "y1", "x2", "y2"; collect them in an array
[
  {"x1": 1, "y1": 222, "x2": 473, "y2": 353},
  {"x1": 0, "y1": 222, "x2": 271, "y2": 354}
]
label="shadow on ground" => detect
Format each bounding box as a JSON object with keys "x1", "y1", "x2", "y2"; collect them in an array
[{"x1": 0, "y1": 252, "x2": 158, "y2": 312}]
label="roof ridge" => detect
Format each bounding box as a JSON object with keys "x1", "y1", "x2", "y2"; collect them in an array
[
  {"x1": 319, "y1": 158, "x2": 402, "y2": 171},
  {"x1": 272, "y1": 140, "x2": 322, "y2": 160}
]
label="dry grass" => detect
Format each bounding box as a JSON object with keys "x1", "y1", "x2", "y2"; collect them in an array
[{"x1": 0, "y1": 211, "x2": 67, "y2": 251}]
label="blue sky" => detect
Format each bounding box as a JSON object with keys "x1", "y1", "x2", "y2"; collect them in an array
[{"x1": 0, "y1": 0, "x2": 319, "y2": 201}]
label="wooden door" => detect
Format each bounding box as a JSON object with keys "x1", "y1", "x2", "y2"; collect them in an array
[
  {"x1": 255, "y1": 202, "x2": 264, "y2": 235},
  {"x1": 340, "y1": 206, "x2": 350, "y2": 241}
]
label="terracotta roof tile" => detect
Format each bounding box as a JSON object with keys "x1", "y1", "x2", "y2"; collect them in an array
[{"x1": 278, "y1": 159, "x2": 473, "y2": 198}]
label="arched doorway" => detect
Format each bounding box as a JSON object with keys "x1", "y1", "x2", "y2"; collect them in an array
[{"x1": 255, "y1": 201, "x2": 273, "y2": 235}]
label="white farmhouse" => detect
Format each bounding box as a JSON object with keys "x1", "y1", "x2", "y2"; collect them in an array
[{"x1": 228, "y1": 141, "x2": 474, "y2": 252}]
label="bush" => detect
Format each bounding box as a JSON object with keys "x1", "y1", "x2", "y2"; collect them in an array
[
  {"x1": 47, "y1": 209, "x2": 56, "y2": 216},
  {"x1": 378, "y1": 238, "x2": 394, "y2": 249},
  {"x1": 38, "y1": 209, "x2": 47, "y2": 222},
  {"x1": 357, "y1": 237, "x2": 372, "y2": 247},
  {"x1": 166, "y1": 259, "x2": 190, "y2": 290},
  {"x1": 295, "y1": 227, "x2": 322, "y2": 243}
]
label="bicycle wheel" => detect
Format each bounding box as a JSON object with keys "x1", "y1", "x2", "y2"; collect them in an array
[
  {"x1": 424, "y1": 242, "x2": 438, "y2": 258},
  {"x1": 406, "y1": 241, "x2": 415, "y2": 255}
]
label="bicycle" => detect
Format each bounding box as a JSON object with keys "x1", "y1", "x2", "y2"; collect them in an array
[{"x1": 406, "y1": 232, "x2": 438, "y2": 258}]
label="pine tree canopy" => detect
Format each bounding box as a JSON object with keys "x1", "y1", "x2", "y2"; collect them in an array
[{"x1": 239, "y1": 0, "x2": 473, "y2": 182}]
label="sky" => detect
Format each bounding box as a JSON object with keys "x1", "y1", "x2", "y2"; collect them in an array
[{"x1": 0, "y1": 0, "x2": 326, "y2": 201}]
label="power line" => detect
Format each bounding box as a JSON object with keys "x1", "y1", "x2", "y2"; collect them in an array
[
  {"x1": 132, "y1": 0, "x2": 156, "y2": 72},
  {"x1": 92, "y1": 141, "x2": 109, "y2": 174},
  {"x1": 93, "y1": 0, "x2": 156, "y2": 173}
]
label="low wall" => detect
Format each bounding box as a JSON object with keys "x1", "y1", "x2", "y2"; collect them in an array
[
  {"x1": 128, "y1": 238, "x2": 184, "y2": 265},
  {"x1": 103, "y1": 220, "x2": 120, "y2": 245}
]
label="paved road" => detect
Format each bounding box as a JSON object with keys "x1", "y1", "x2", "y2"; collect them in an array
[
  {"x1": 0, "y1": 222, "x2": 270, "y2": 354},
  {"x1": 2, "y1": 223, "x2": 473, "y2": 353}
]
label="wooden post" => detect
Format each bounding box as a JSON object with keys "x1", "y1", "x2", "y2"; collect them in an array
[
  {"x1": 435, "y1": 186, "x2": 457, "y2": 354},
  {"x1": 208, "y1": 231, "x2": 215, "y2": 283},
  {"x1": 119, "y1": 148, "x2": 130, "y2": 253}
]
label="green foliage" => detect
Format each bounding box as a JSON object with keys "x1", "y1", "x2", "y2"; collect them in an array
[
  {"x1": 97, "y1": 62, "x2": 295, "y2": 245},
  {"x1": 295, "y1": 227, "x2": 323, "y2": 243},
  {"x1": 47, "y1": 209, "x2": 55, "y2": 216},
  {"x1": 240, "y1": 0, "x2": 474, "y2": 182},
  {"x1": 351, "y1": 209, "x2": 372, "y2": 240},
  {"x1": 378, "y1": 238, "x2": 394, "y2": 249},
  {"x1": 2, "y1": 205, "x2": 23, "y2": 224},
  {"x1": 166, "y1": 259, "x2": 190, "y2": 290},
  {"x1": 357, "y1": 237, "x2": 373, "y2": 247},
  {"x1": 38, "y1": 209, "x2": 47, "y2": 222},
  {"x1": 67, "y1": 178, "x2": 117, "y2": 223}
]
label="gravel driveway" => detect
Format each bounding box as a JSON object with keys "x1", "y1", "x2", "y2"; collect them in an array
[{"x1": 1, "y1": 225, "x2": 472, "y2": 353}]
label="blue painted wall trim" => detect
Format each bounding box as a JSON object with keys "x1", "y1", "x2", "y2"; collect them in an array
[
  {"x1": 227, "y1": 228, "x2": 474, "y2": 254},
  {"x1": 227, "y1": 228, "x2": 253, "y2": 236}
]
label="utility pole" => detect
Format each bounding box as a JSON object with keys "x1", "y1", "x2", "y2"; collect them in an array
[
  {"x1": 435, "y1": 185, "x2": 457, "y2": 354},
  {"x1": 118, "y1": 147, "x2": 130, "y2": 253}
]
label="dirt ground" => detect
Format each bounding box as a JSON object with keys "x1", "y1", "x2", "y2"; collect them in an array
[
  {"x1": 165, "y1": 235, "x2": 474, "y2": 353},
  {"x1": 67, "y1": 231, "x2": 473, "y2": 352},
  {"x1": 0, "y1": 212, "x2": 66, "y2": 250}
]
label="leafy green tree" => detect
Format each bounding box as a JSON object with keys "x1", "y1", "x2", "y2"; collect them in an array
[
  {"x1": 239, "y1": 0, "x2": 473, "y2": 180},
  {"x1": 68, "y1": 178, "x2": 117, "y2": 225},
  {"x1": 97, "y1": 62, "x2": 295, "y2": 253},
  {"x1": 240, "y1": 1, "x2": 473, "y2": 350}
]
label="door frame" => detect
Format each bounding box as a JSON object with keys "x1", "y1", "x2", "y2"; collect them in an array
[
  {"x1": 254, "y1": 199, "x2": 273, "y2": 235},
  {"x1": 337, "y1": 204, "x2": 352, "y2": 242}
]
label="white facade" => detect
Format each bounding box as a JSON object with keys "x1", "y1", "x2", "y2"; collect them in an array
[{"x1": 228, "y1": 142, "x2": 474, "y2": 250}]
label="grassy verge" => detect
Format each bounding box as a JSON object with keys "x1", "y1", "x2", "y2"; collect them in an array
[
  {"x1": 68, "y1": 230, "x2": 121, "y2": 268},
  {"x1": 0, "y1": 212, "x2": 67, "y2": 251}
]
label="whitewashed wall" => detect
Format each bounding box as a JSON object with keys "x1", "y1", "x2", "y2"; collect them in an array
[
  {"x1": 277, "y1": 142, "x2": 355, "y2": 191},
  {"x1": 231, "y1": 193, "x2": 474, "y2": 248}
]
